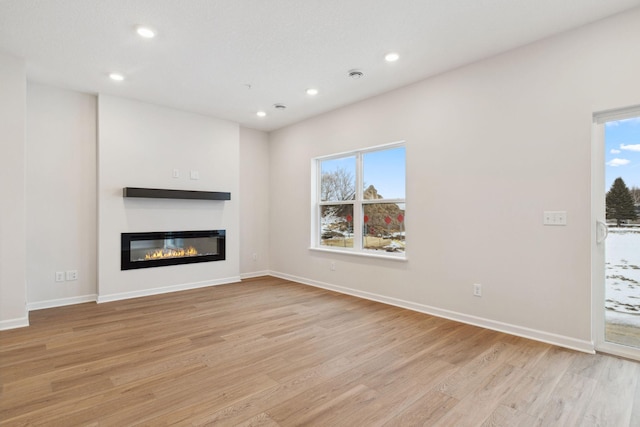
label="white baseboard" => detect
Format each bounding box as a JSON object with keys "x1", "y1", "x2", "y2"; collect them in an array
[
  {"x1": 28, "y1": 294, "x2": 98, "y2": 311},
  {"x1": 6, "y1": 271, "x2": 596, "y2": 354},
  {"x1": 97, "y1": 276, "x2": 242, "y2": 304},
  {"x1": 0, "y1": 316, "x2": 29, "y2": 331},
  {"x1": 270, "y1": 271, "x2": 595, "y2": 354},
  {"x1": 240, "y1": 270, "x2": 270, "y2": 280}
]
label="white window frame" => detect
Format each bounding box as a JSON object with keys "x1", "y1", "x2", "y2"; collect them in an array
[{"x1": 310, "y1": 141, "x2": 406, "y2": 260}]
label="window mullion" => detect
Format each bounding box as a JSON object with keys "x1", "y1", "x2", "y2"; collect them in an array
[
  {"x1": 319, "y1": 200, "x2": 355, "y2": 206},
  {"x1": 315, "y1": 158, "x2": 322, "y2": 247},
  {"x1": 353, "y1": 152, "x2": 364, "y2": 250},
  {"x1": 362, "y1": 198, "x2": 406, "y2": 205}
]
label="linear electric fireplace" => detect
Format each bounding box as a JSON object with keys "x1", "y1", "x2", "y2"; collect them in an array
[{"x1": 121, "y1": 230, "x2": 225, "y2": 270}]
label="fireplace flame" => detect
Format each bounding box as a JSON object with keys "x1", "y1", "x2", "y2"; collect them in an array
[{"x1": 145, "y1": 246, "x2": 198, "y2": 260}]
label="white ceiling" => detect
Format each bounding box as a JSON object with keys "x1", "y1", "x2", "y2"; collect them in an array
[{"x1": 1, "y1": 0, "x2": 639, "y2": 132}]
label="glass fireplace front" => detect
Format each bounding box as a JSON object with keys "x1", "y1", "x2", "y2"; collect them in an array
[{"x1": 121, "y1": 230, "x2": 225, "y2": 270}]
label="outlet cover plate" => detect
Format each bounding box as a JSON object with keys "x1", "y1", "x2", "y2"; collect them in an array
[{"x1": 473, "y1": 283, "x2": 482, "y2": 297}]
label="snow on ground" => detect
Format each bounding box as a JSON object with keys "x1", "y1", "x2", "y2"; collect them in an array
[{"x1": 606, "y1": 228, "x2": 640, "y2": 327}]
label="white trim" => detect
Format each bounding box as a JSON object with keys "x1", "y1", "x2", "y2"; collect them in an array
[
  {"x1": 591, "y1": 119, "x2": 607, "y2": 353},
  {"x1": 354, "y1": 151, "x2": 363, "y2": 248},
  {"x1": 596, "y1": 342, "x2": 640, "y2": 360},
  {"x1": 97, "y1": 276, "x2": 241, "y2": 303},
  {"x1": 361, "y1": 198, "x2": 405, "y2": 205},
  {"x1": 593, "y1": 104, "x2": 640, "y2": 124},
  {"x1": 309, "y1": 246, "x2": 407, "y2": 261},
  {"x1": 314, "y1": 140, "x2": 405, "y2": 161},
  {"x1": 0, "y1": 316, "x2": 29, "y2": 331},
  {"x1": 311, "y1": 157, "x2": 320, "y2": 248},
  {"x1": 28, "y1": 294, "x2": 98, "y2": 311},
  {"x1": 240, "y1": 270, "x2": 270, "y2": 280},
  {"x1": 270, "y1": 271, "x2": 595, "y2": 354}
]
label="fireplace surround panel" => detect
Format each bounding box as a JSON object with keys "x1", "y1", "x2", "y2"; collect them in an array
[{"x1": 121, "y1": 230, "x2": 225, "y2": 270}]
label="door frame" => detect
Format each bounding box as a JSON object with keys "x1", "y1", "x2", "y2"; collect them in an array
[{"x1": 591, "y1": 105, "x2": 640, "y2": 360}]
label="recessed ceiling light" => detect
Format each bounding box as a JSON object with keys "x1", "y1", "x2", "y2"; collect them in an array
[
  {"x1": 256, "y1": 111, "x2": 266, "y2": 117},
  {"x1": 136, "y1": 26, "x2": 156, "y2": 38},
  {"x1": 109, "y1": 73, "x2": 125, "y2": 81},
  {"x1": 306, "y1": 88, "x2": 319, "y2": 96},
  {"x1": 385, "y1": 52, "x2": 400, "y2": 62}
]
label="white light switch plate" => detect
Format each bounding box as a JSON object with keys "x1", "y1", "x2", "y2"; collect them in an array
[{"x1": 544, "y1": 211, "x2": 567, "y2": 226}]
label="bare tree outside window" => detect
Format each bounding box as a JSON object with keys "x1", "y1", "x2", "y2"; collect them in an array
[{"x1": 321, "y1": 166, "x2": 356, "y2": 201}]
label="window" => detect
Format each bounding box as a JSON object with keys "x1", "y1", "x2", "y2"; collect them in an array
[{"x1": 313, "y1": 142, "x2": 406, "y2": 257}]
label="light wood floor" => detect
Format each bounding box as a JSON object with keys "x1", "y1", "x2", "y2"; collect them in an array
[{"x1": 1, "y1": 276, "x2": 639, "y2": 426}]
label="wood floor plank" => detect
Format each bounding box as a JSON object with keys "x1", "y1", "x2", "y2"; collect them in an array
[
  {"x1": 481, "y1": 404, "x2": 543, "y2": 427},
  {"x1": 581, "y1": 355, "x2": 639, "y2": 426},
  {"x1": 192, "y1": 356, "x2": 355, "y2": 426},
  {"x1": 435, "y1": 341, "x2": 517, "y2": 400},
  {"x1": 498, "y1": 345, "x2": 576, "y2": 416},
  {"x1": 280, "y1": 383, "x2": 379, "y2": 426},
  {"x1": 234, "y1": 412, "x2": 281, "y2": 427},
  {"x1": 631, "y1": 367, "x2": 640, "y2": 427},
  {"x1": 434, "y1": 363, "x2": 528, "y2": 426},
  {"x1": 536, "y1": 371, "x2": 599, "y2": 426},
  {"x1": 346, "y1": 356, "x2": 458, "y2": 426},
  {"x1": 120, "y1": 372, "x2": 278, "y2": 426},
  {"x1": 381, "y1": 389, "x2": 459, "y2": 427},
  {"x1": 1, "y1": 276, "x2": 639, "y2": 426}
]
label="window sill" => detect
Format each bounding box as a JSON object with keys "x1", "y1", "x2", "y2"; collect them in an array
[{"x1": 309, "y1": 247, "x2": 407, "y2": 262}]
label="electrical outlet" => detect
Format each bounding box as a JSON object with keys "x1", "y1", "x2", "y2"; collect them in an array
[
  {"x1": 252, "y1": 253, "x2": 258, "y2": 261},
  {"x1": 55, "y1": 271, "x2": 65, "y2": 282},
  {"x1": 473, "y1": 283, "x2": 482, "y2": 297},
  {"x1": 66, "y1": 270, "x2": 78, "y2": 281},
  {"x1": 330, "y1": 261, "x2": 336, "y2": 271},
  {"x1": 172, "y1": 168, "x2": 180, "y2": 178}
]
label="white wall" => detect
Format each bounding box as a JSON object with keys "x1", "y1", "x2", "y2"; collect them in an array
[
  {"x1": 239, "y1": 127, "x2": 270, "y2": 277},
  {"x1": 0, "y1": 52, "x2": 28, "y2": 329},
  {"x1": 97, "y1": 95, "x2": 240, "y2": 301},
  {"x1": 26, "y1": 84, "x2": 97, "y2": 309},
  {"x1": 268, "y1": 9, "x2": 640, "y2": 351}
]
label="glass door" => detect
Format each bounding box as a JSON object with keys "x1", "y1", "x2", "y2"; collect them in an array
[{"x1": 593, "y1": 107, "x2": 640, "y2": 360}]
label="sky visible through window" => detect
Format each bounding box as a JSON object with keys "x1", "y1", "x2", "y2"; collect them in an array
[
  {"x1": 320, "y1": 147, "x2": 406, "y2": 199},
  {"x1": 605, "y1": 117, "x2": 640, "y2": 190},
  {"x1": 363, "y1": 147, "x2": 405, "y2": 199}
]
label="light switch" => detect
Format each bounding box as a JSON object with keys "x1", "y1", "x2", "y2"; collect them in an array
[
  {"x1": 172, "y1": 169, "x2": 180, "y2": 178},
  {"x1": 190, "y1": 170, "x2": 199, "y2": 180},
  {"x1": 544, "y1": 211, "x2": 567, "y2": 226}
]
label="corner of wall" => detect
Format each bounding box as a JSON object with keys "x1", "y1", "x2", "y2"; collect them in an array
[
  {"x1": 0, "y1": 52, "x2": 28, "y2": 329},
  {"x1": 239, "y1": 127, "x2": 270, "y2": 276}
]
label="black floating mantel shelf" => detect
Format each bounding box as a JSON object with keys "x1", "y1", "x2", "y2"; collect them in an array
[{"x1": 123, "y1": 187, "x2": 231, "y2": 201}]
